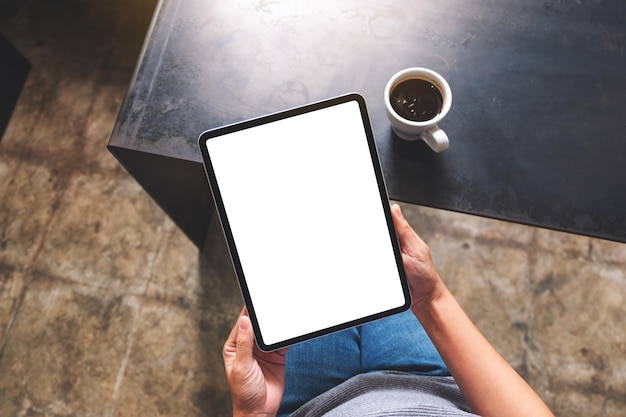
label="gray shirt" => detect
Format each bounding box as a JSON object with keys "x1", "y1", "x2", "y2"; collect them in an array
[{"x1": 291, "y1": 371, "x2": 479, "y2": 417}]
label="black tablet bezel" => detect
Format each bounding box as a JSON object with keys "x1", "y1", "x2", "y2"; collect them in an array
[{"x1": 198, "y1": 93, "x2": 411, "y2": 351}]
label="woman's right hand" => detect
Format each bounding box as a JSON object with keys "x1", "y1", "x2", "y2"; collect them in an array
[
  {"x1": 391, "y1": 203, "x2": 555, "y2": 417},
  {"x1": 390, "y1": 204, "x2": 447, "y2": 311}
]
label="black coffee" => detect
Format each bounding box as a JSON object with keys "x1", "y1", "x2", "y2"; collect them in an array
[{"x1": 390, "y1": 78, "x2": 443, "y2": 122}]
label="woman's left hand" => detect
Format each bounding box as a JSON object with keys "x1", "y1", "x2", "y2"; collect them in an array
[{"x1": 223, "y1": 308, "x2": 288, "y2": 417}]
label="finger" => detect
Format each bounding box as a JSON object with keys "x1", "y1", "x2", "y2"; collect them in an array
[
  {"x1": 235, "y1": 314, "x2": 255, "y2": 365},
  {"x1": 391, "y1": 204, "x2": 426, "y2": 255},
  {"x1": 223, "y1": 307, "x2": 249, "y2": 366},
  {"x1": 223, "y1": 318, "x2": 240, "y2": 368}
]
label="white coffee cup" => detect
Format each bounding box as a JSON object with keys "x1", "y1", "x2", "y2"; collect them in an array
[{"x1": 384, "y1": 67, "x2": 452, "y2": 152}]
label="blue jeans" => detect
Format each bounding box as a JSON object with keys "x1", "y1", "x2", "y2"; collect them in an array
[{"x1": 277, "y1": 309, "x2": 449, "y2": 416}]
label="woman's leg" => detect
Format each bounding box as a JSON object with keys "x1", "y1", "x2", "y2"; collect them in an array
[
  {"x1": 360, "y1": 309, "x2": 450, "y2": 376},
  {"x1": 277, "y1": 327, "x2": 361, "y2": 417},
  {"x1": 278, "y1": 310, "x2": 447, "y2": 416}
]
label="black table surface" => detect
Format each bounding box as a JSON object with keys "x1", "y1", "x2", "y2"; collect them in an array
[
  {"x1": 1, "y1": 33, "x2": 30, "y2": 142},
  {"x1": 109, "y1": 0, "x2": 626, "y2": 248}
]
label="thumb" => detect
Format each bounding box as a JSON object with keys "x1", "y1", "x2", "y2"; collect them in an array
[
  {"x1": 235, "y1": 315, "x2": 255, "y2": 364},
  {"x1": 391, "y1": 204, "x2": 426, "y2": 255}
]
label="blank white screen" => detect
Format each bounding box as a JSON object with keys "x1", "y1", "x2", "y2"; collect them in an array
[{"x1": 206, "y1": 100, "x2": 405, "y2": 346}]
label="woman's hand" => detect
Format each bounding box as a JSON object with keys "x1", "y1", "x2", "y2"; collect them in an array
[
  {"x1": 223, "y1": 308, "x2": 288, "y2": 417},
  {"x1": 391, "y1": 204, "x2": 555, "y2": 417},
  {"x1": 390, "y1": 204, "x2": 446, "y2": 310}
]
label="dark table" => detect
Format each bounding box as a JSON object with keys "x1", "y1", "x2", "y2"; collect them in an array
[
  {"x1": 108, "y1": 0, "x2": 626, "y2": 248},
  {"x1": 1, "y1": 33, "x2": 30, "y2": 142}
]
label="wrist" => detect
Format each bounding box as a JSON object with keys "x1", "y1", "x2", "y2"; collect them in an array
[
  {"x1": 411, "y1": 281, "x2": 452, "y2": 323},
  {"x1": 410, "y1": 273, "x2": 448, "y2": 311}
]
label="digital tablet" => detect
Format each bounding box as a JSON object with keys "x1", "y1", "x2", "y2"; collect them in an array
[{"x1": 198, "y1": 93, "x2": 411, "y2": 351}]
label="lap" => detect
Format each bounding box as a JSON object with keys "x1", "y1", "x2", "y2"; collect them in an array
[
  {"x1": 278, "y1": 310, "x2": 449, "y2": 416},
  {"x1": 360, "y1": 309, "x2": 449, "y2": 376},
  {"x1": 278, "y1": 327, "x2": 361, "y2": 416}
]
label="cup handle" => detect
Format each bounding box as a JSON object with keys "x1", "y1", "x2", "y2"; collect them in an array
[{"x1": 421, "y1": 126, "x2": 449, "y2": 152}]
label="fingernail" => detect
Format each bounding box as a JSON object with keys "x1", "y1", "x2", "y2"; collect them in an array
[
  {"x1": 395, "y1": 204, "x2": 404, "y2": 219},
  {"x1": 239, "y1": 316, "x2": 250, "y2": 331}
]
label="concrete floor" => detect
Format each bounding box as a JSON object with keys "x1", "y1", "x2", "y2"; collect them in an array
[{"x1": 1, "y1": 1, "x2": 625, "y2": 416}]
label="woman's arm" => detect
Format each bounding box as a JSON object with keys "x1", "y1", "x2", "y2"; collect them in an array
[{"x1": 391, "y1": 204, "x2": 554, "y2": 417}]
